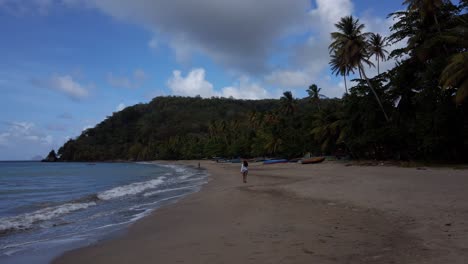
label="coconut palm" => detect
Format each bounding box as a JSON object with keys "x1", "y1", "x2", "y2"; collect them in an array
[
  {"x1": 307, "y1": 84, "x2": 323, "y2": 110},
  {"x1": 329, "y1": 52, "x2": 353, "y2": 94},
  {"x1": 440, "y1": 52, "x2": 468, "y2": 104},
  {"x1": 265, "y1": 135, "x2": 282, "y2": 155},
  {"x1": 405, "y1": 0, "x2": 455, "y2": 58},
  {"x1": 310, "y1": 107, "x2": 345, "y2": 152},
  {"x1": 329, "y1": 16, "x2": 390, "y2": 122},
  {"x1": 403, "y1": 0, "x2": 445, "y2": 28},
  {"x1": 307, "y1": 84, "x2": 321, "y2": 100},
  {"x1": 280, "y1": 91, "x2": 296, "y2": 116},
  {"x1": 368, "y1": 33, "x2": 389, "y2": 75}
]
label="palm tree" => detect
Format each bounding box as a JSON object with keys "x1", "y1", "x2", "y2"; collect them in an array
[
  {"x1": 368, "y1": 33, "x2": 389, "y2": 75},
  {"x1": 403, "y1": 0, "x2": 444, "y2": 29},
  {"x1": 265, "y1": 136, "x2": 282, "y2": 155},
  {"x1": 307, "y1": 84, "x2": 322, "y2": 110},
  {"x1": 329, "y1": 52, "x2": 353, "y2": 94},
  {"x1": 440, "y1": 52, "x2": 468, "y2": 104},
  {"x1": 280, "y1": 91, "x2": 296, "y2": 116},
  {"x1": 403, "y1": 0, "x2": 451, "y2": 54},
  {"x1": 248, "y1": 111, "x2": 262, "y2": 130},
  {"x1": 329, "y1": 16, "x2": 390, "y2": 122},
  {"x1": 310, "y1": 107, "x2": 345, "y2": 152}
]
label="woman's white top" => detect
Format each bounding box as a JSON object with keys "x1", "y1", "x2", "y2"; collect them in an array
[{"x1": 241, "y1": 164, "x2": 248, "y2": 173}]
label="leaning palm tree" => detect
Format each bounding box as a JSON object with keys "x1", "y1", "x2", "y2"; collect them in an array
[
  {"x1": 368, "y1": 33, "x2": 389, "y2": 75},
  {"x1": 329, "y1": 16, "x2": 390, "y2": 122}
]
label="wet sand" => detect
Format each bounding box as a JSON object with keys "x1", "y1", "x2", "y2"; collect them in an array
[{"x1": 54, "y1": 161, "x2": 468, "y2": 264}]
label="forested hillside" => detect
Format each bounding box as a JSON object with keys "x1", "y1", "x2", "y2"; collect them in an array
[{"x1": 56, "y1": 1, "x2": 468, "y2": 162}]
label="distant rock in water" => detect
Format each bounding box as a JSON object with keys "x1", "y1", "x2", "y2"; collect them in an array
[{"x1": 42, "y1": 150, "x2": 58, "y2": 162}]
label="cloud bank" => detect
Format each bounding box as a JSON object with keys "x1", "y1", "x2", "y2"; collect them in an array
[
  {"x1": 167, "y1": 68, "x2": 270, "y2": 100},
  {"x1": 0, "y1": 121, "x2": 56, "y2": 160}
]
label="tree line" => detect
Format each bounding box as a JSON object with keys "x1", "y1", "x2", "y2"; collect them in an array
[{"x1": 56, "y1": 0, "x2": 467, "y2": 162}]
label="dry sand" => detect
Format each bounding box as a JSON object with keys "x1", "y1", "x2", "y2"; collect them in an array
[{"x1": 54, "y1": 161, "x2": 468, "y2": 264}]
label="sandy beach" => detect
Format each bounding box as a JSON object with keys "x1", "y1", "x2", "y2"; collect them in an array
[{"x1": 54, "y1": 161, "x2": 468, "y2": 264}]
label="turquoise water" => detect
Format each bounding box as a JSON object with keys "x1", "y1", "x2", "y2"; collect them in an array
[{"x1": 0, "y1": 161, "x2": 207, "y2": 263}]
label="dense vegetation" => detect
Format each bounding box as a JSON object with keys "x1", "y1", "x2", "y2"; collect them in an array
[{"x1": 56, "y1": 0, "x2": 468, "y2": 162}]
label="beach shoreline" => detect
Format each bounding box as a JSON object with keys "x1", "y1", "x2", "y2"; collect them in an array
[{"x1": 53, "y1": 160, "x2": 468, "y2": 264}]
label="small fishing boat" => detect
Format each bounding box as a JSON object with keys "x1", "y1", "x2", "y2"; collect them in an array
[
  {"x1": 263, "y1": 159, "x2": 288, "y2": 165},
  {"x1": 300, "y1": 157, "x2": 325, "y2": 164}
]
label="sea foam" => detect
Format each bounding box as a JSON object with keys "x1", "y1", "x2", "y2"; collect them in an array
[
  {"x1": 0, "y1": 202, "x2": 96, "y2": 234},
  {"x1": 97, "y1": 177, "x2": 165, "y2": 200},
  {"x1": 142, "y1": 183, "x2": 204, "y2": 197}
]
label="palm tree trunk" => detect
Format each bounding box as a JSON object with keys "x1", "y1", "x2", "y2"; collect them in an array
[
  {"x1": 377, "y1": 56, "x2": 380, "y2": 75},
  {"x1": 344, "y1": 75, "x2": 348, "y2": 94},
  {"x1": 359, "y1": 66, "x2": 390, "y2": 122}
]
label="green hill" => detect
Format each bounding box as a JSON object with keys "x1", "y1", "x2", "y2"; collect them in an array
[
  {"x1": 58, "y1": 96, "x2": 311, "y2": 161},
  {"x1": 56, "y1": 1, "x2": 468, "y2": 162},
  {"x1": 56, "y1": 92, "x2": 467, "y2": 162}
]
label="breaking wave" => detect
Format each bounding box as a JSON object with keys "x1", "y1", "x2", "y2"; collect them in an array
[
  {"x1": 97, "y1": 177, "x2": 165, "y2": 200},
  {"x1": 0, "y1": 202, "x2": 96, "y2": 234}
]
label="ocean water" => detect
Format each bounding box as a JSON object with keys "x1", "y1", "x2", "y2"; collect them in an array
[{"x1": 0, "y1": 161, "x2": 207, "y2": 264}]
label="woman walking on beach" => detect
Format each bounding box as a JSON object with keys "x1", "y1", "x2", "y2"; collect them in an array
[{"x1": 241, "y1": 160, "x2": 248, "y2": 183}]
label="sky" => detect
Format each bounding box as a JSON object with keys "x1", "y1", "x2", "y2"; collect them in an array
[{"x1": 0, "y1": 0, "x2": 405, "y2": 160}]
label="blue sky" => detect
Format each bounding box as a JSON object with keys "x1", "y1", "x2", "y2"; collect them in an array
[{"x1": 0, "y1": 0, "x2": 405, "y2": 160}]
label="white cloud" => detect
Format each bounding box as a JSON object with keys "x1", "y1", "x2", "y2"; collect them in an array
[
  {"x1": 263, "y1": 0, "x2": 354, "y2": 98},
  {"x1": 167, "y1": 68, "x2": 270, "y2": 99},
  {"x1": 221, "y1": 76, "x2": 270, "y2": 99},
  {"x1": 31, "y1": 74, "x2": 90, "y2": 100},
  {"x1": 167, "y1": 68, "x2": 215, "y2": 97},
  {"x1": 116, "y1": 103, "x2": 126, "y2": 111},
  {"x1": 264, "y1": 0, "x2": 405, "y2": 98},
  {"x1": 0, "y1": 132, "x2": 11, "y2": 146},
  {"x1": 317, "y1": 78, "x2": 348, "y2": 98},
  {"x1": 0, "y1": 122, "x2": 54, "y2": 147},
  {"x1": 82, "y1": 125, "x2": 93, "y2": 131},
  {"x1": 265, "y1": 70, "x2": 311, "y2": 88},
  {"x1": 49, "y1": 75, "x2": 89, "y2": 99},
  {"x1": 309, "y1": 0, "x2": 354, "y2": 35},
  {"x1": 32, "y1": 0, "x2": 310, "y2": 73},
  {"x1": 107, "y1": 69, "x2": 147, "y2": 89},
  {"x1": 11, "y1": 0, "x2": 405, "y2": 100}
]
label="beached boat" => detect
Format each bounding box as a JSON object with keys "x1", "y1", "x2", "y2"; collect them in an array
[
  {"x1": 263, "y1": 159, "x2": 288, "y2": 165},
  {"x1": 300, "y1": 157, "x2": 325, "y2": 164}
]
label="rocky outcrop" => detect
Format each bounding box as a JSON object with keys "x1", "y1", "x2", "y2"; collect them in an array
[{"x1": 42, "y1": 150, "x2": 58, "y2": 162}]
